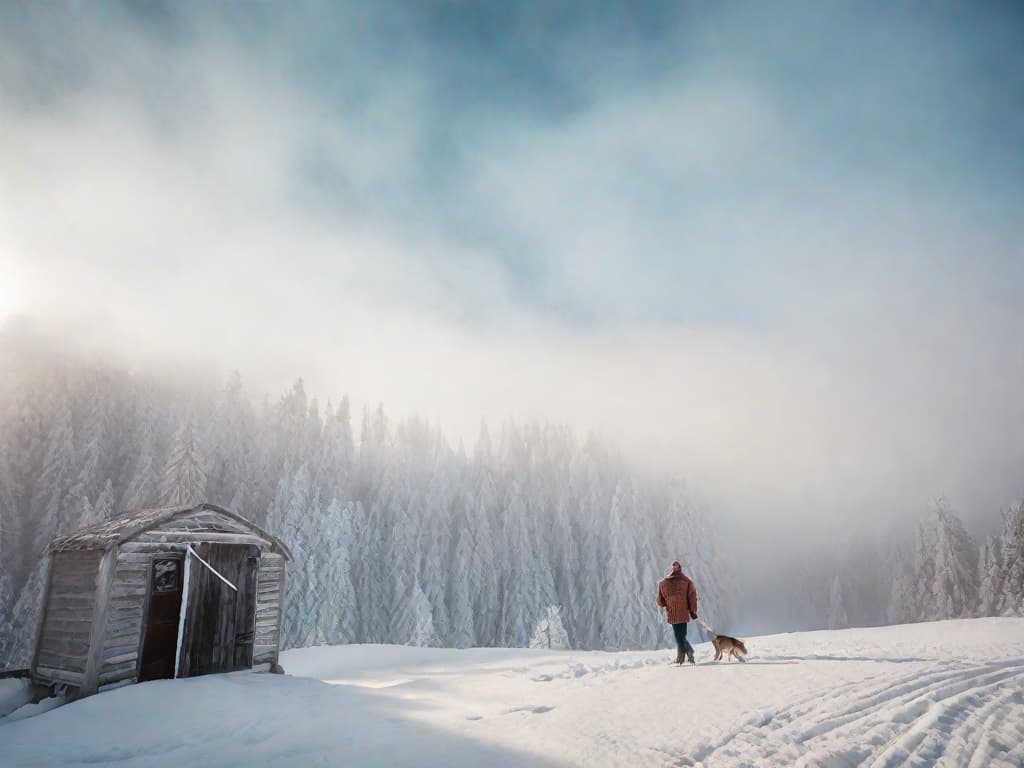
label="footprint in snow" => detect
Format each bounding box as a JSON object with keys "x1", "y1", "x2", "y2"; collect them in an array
[
  {"x1": 465, "y1": 715, "x2": 483, "y2": 721},
  {"x1": 505, "y1": 705, "x2": 556, "y2": 715}
]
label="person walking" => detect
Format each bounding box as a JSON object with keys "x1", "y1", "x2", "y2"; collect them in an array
[{"x1": 657, "y1": 560, "x2": 699, "y2": 665}]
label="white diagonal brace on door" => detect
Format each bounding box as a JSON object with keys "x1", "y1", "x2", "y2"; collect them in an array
[
  {"x1": 174, "y1": 553, "x2": 191, "y2": 679},
  {"x1": 186, "y1": 545, "x2": 238, "y2": 592}
]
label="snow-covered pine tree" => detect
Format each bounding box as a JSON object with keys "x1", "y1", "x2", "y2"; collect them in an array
[
  {"x1": 0, "y1": 557, "x2": 46, "y2": 669},
  {"x1": 887, "y1": 553, "x2": 915, "y2": 625},
  {"x1": 530, "y1": 605, "x2": 570, "y2": 650},
  {"x1": 548, "y1": 470, "x2": 579, "y2": 638},
  {"x1": 499, "y1": 480, "x2": 534, "y2": 647},
  {"x1": 355, "y1": 500, "x2": 388, "y2": 644},
  {"x1": 420, "y1": 454, "x2": 453, "y2": 645},
  {"x1": 996, "y1": 501, "x2": 1024, "y2": 615},
  {"x1": 272, "y1": 379, "x2": 312, "y2": 482},
  {"x1": 278, "y1": 464, "x2": 321, "y2": 649},
  {"x1": 603, "y1": 481, "x2": 643, "y2": 650},
  {"x1": 906, "y1": 503, "x2": 979, "y2": 622},
  {"x1": 313, "y1": 497, "x2": 357, "y2": 645},
  {"x1": 408, "y1": 579, "x2": 438, "y2": 647},
  {"x1": 82, "y1": 478, "x2": 115, "y2": 527},
  {"x1": 978, "y1": 534, "x2": 1004, "y2": 616},
  {"x1": 205, "y1": 371, "x2": 257, "y2": 509},
  {"x1": 571, "y1": 446, "x2": 609, "y2": 650},
  {"x1": 448, "y1": 527, "x2": 475, "y2": 648},
  {"x1": 63, "y1": 420, "x2": 102, "y2": 533},
  {"x1": 827, "y1": 574, "x2": 848, "y2": 629},
  {"x1": 5, "y1": 424, "x2": 41, "y2": 591},
  {"x1": 383, "y1": 460, "x2": 421, "y2": 645},
  {"x1": 121, "y1": 448, "x2": 158, "y2": 511},
  {"x1": 355, "y1": 403, "x2": 389, "y2": 505},
  {"x1": 522, "y1": 451, "x2": 558, "y2": 645},
  {"x1": 931, "y1": 504, "x2": 979, "y2": 619},
  {"x1": 468, "y1": 424, "x2": 499, "y2": 646},
  {"x1": 315, "y1": 398, "x2": 355, "y2": 503},
  {"x1": 0, "y1": 439, "x2": 19, "y2": 609},
  {"x1": 29, "y1": 401, "x2": 74, "y2": 557},
  {"x1": 344, "y1": 500, "x2": 368, "y2": 640},
  {"x1": 0, "y1": 456, "x2": 12, "y2": 661},
  {"x1": 0, "y1": 571, "x2": 9, "y2": 668},
  {"x1": 160, "y1": 420, "x2": 207, "y2": 507}
]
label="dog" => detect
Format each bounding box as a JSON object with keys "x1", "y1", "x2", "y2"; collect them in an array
[{"x1": 712, "y1": 634, "x2": 748, "y2": 662}]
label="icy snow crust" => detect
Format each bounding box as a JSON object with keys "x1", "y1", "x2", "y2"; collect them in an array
[{"x1": 2, "y1": 618, "x2": 1023, "y2": 767}]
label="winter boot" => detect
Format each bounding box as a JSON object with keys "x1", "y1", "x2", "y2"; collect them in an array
[
  {"x1": 684, "y1": 641, "x2": 696, "y2": 665},
  {"x1": 675, "y1": 647, "x2": 685, "y2": 665}
]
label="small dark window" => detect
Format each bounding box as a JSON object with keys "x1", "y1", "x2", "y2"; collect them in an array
[{"x1": 152, "y1": 559, "x2": 180, "y2": 592}]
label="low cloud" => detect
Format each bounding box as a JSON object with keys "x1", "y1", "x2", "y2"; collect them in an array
[{"x1": 1, "y1": 1, "x2": 1022, "y2": 549}]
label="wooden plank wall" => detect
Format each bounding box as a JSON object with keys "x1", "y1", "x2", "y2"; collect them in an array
[
  {"x1": 34, "y1": 550, "x2": 102, "y2": 687},
  {"x1": 254, "y1": 553, "x2": 284, "y2": 665},
  {"x1": 81, "y1": 548, "x2": 117, "y2": 695},
  {"x1": 97, "y1": 548, "x2": 151, "y2": 686}
]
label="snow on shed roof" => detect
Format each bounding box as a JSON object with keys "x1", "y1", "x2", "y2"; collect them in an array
[{"x1": 48, "y1": 502, "x2": 292, "y2": 559}]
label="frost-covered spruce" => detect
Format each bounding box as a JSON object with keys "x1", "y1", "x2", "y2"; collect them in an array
[
  {"x1": 978, "y1": 534, "x2": 1005, "y2": 616},
  {"x1": 160, "y1": 420, "x2": 207, "y2": 507},
  {"x1": 530, "y1": 605, "x2": 570, "y2": 650},
  {"x1": 904, "y1": 503, "x2": 979, "y2": 622},
  {"x1": 996, "y1": 502, "x2": 1024, "y2": 616}
]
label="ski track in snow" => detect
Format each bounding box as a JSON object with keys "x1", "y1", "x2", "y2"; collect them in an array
[
  {"x1": 676, "y1": 658, "x2": 1024, "y2": 768},
  {"x1": 1, "y1": 618, "x2": 1023, "y2": 767}
]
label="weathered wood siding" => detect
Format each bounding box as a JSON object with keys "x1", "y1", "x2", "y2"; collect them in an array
[
  {"x1": 97, "y1": 549, "x2": 152, "y2": 685},
  {"x1": 34, "y1": 550, "x2": 102, "y2": 687},
  {"x1": 254, "y1": 553, "x2": 284, "y2": 665}
]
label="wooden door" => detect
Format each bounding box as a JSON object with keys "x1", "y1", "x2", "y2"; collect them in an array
[
  {"x1": 232, "y1": 553, "x2": 259, "y2": 669},
  {"x1": 181, "y1": 544, "x2": 259, "y2": 677},
  {"x1": 139, "y1": 556, "x2": 184, "y2": 682}
]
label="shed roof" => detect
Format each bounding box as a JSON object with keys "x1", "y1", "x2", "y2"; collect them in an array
[{"x1": 49, "y1": 503, "x2": 292, "y2": 559}]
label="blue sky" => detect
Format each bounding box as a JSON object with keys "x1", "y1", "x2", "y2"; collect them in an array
[{"x1": 1, "y1": 1, "x2": 1023, "y2": 539}]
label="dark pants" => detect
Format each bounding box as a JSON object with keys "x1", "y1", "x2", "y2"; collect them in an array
[{"x1": 672, "y1": 622, "x2": 694, "y2": 655}]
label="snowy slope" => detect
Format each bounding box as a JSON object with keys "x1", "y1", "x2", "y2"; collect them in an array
[{"x1": 2, "y1": 618, "x2": 1023, "y2": 767}]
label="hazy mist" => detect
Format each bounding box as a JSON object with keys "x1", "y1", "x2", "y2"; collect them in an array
[{"x1": 2, "y1": 0, "x2": 1023, "y2": 570}]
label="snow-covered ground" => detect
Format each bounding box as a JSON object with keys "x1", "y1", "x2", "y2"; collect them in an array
[{"x1": 2, "y1": 618, "x2": 1023, "y2": 767}]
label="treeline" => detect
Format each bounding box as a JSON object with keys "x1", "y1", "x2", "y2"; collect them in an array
[
  {"x1": 0, "y1": 333, "x2": 733, "y2": 667},
  {"x1": 888, "y1": 501, "x2": 1024, "y2": 623},
  {"x1": 809, "y1": 501, "x2": 1024, "y2": 631}
]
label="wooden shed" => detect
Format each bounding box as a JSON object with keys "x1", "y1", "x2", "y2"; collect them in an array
[{"x1": 31, "y1": 503, "x2": 291, "y2": 699}]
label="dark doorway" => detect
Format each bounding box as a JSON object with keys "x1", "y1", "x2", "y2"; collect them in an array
[
  {"x1": 180, "y1": 544, "x2": 259, "y2": 678},
  {"x1": 139, "y1": 556, "x2": 184, "y2": 682}
]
